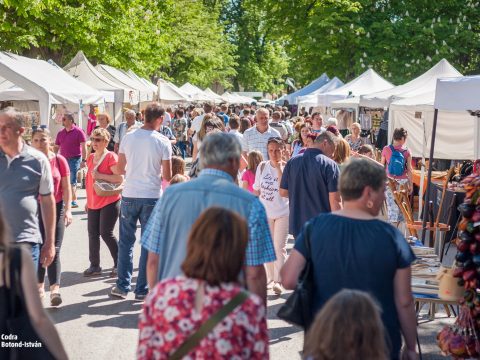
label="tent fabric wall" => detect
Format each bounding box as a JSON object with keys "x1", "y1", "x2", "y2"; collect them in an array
[
  {"x1": 297, "y1": 77, "x2": 344, "y2": 108},
  {"x1": 389, "y1": 107, "x2": 475, "y2": 159},
  {"x1": 0, "y1": 52, "x2": 103, "y2": 125},
  {"x1": 282, "y1": 73, "x2": 330, "y2": 105}
]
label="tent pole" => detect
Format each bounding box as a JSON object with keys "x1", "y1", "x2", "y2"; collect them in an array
[{"x1": 421, "y1": 108, "x2": 439, "y2": 245}]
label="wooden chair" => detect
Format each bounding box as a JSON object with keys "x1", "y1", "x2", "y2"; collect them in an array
[{"x1": 387, "y1": 179, "x2": 450, "y2": 241}]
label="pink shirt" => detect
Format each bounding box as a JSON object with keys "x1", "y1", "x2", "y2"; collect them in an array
[
  {"x1": 86, "y1": 152, "x2": 121, "y2": 210},
  {"x1": 55, "y1": 125, "x2": 87, "y2": 159},
  {"x1": 50, "y1": 154, "x2": 69, "y2": 203},
  {"x1": 241, "y1": 169, "x2": 256, "y2": 193}
]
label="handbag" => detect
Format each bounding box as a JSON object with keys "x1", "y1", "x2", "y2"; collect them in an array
[
  {"x1": 92, "y1": 151, "x2": 124, "y2": 197},
  {"x1": 277, "y1": 221, "x2": 314, "y2": 329},
  {"x1": 169, "y1": 290, "x2": 249, "y2": 360},
  {"x1": 436, "y1": 266, "x2": 463, "y2": 301},
  {"x1": 4, "y1": 247, "x2": 55, "y2": 360}
]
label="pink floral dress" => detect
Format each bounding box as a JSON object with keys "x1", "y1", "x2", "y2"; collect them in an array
[{"x1": 137, "y1": 277, "x2": 269, "y2": 360}]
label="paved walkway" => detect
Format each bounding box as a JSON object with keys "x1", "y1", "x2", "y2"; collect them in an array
[{"x1": 45, "y1": 189, "x2": 452, "y2": 359}]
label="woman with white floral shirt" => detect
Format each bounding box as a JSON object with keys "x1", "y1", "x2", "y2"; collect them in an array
[{"x1": 137, "y1": 207, "x2": 268, "y2": 360}]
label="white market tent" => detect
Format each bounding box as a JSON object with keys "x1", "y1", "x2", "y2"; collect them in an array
[
  {"x1": 157, "y1": 79, "x2": 188, "y2": 104},
  {"x1": 180, "y1": 82, "x2": 213, "y2": 102},
  {"x1": 297, "y1": 77, "x2": 344, "y2": 108},
  {"x1": 281, "y1": 73, "x2": 330, "y2": 105},
  {"x1": 420, "y1": 76, "x2": 480, "y2": 241},
  {"x1": 204, "y1": 88, "x2": 225, "y2": 103},
  {"x1": 317, "y1": 69, "x2": 394, "y2": 107},
  {"x1": 64, "y1": 51, "x2": 131, "y2": 125},
  {"x1": 126, "y1": 70, "x2": 159, "y2": 98},
  {"x1": 96, "y1": 64, "x2": 155, "y2": 104},
  {"x1": 360, "y1": 59, "x2": 461, "y2": 109},
  {"x1": 0, "y1": 52, "x2": 104, "y2": 126}
]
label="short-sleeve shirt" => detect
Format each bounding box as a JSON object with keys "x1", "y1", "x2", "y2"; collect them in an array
[
  {"x1": 113, "y1": 121, "x2": 141, "y2": 144},
  {"x1": 382, "y1": 145, "x2": 411, "y2": 180},
  {"x1": 86, "y1": 151, "x2": 121, "y2": 210},
  {"x1": 49, "y1": 154, "x2": 69, "y2": 203},
  {"x1": 141, "y1": 169, "x2": 276, "y2": 281},
  {"x1": 253, "y1": 161, "x2": 289, "y2": 219},
  {"x1": 137, "y1": 277, "x2": 268, "y2": 360},
  {"x1": 280, "y1": 148, "x2": 339, "y2": 237},
  {"x1": 242, "y1": 126, "x2": 281, "y2": 160},
  {"x1": 55, "y1": 125, "x2": 87, "y2": 159},
  {"x1": 241, "y1": 169, "x2": 256, "y2": 193},
  {"x1": 345, "y1": 134, "x2": 365, "y2": 152},
  {"x1": 158, "y1": 126, "x2": 175, "y2": 140},
  {"x1": 294, "y1": 214, "x2": 415, "y2": 358},
  {"x1": 171, "y1": 118, "x2": 187, "y2": 142},
  {"x1": 0, "y1": 145, "x2": 54, "y2": 243},
  {"x1": 119, "y1": 129, "x2": 172, "y2": 199}
]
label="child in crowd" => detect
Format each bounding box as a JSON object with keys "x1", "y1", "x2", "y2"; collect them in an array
[
  {"x1": 170, "y1": 174, "x2": 188, "y2": 185},
  {"x1": 303, "y1": 289, "x2": 389, "y2": 360},
  {"x1": 171, "y1": 156, "x2": 186, "y2": 178},
  {"x1": 241, "y1": 150, "x2": 263, "y2": 193}
]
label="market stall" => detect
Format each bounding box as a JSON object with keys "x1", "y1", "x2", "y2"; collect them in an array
[
  {"x1": 279, "y1": 73, "x2": 330, "y2": 105},
  {"x1": 0, "y1": 51, "x2": 104, "y2": 132}
]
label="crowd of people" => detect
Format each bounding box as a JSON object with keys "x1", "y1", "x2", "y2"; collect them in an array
[{"x1": 0, "y1": 101, "x2": 419, "y2": 360}]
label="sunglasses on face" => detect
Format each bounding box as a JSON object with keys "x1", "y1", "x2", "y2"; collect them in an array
[{"x1": 91, "y1": 137, "x2": 104, "y2": 143}]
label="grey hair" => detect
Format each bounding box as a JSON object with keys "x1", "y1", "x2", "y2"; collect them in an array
[
  {"x1": 339, "y1": 158, "x2": 386, "y2": 201},
  {"x1": 0, "y1": 107, "x2": 25, "y2": 128},
  {"x1": 326, "y1": 117, "x2": 338, "y2": 127},
  {"x1": 125, "y1": 109, "x2": 136, "y2": 119},
  {"x1": 314, "y1": 130, "x2": 338, "y2": 145},
  {"x1": 199, "y1": 132, "x2": 242, "y2": 168}
]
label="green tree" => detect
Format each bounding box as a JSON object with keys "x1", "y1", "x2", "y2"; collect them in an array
[{"x1": 222, "y1": 0, "x2": 289, "y2": 92}]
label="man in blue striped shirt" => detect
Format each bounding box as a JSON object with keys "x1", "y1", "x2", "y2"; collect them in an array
[{"x1": 141, "y1": 132, "x2": 275, "y2": 303}]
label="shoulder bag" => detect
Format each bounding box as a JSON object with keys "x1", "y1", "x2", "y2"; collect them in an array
[
  {"x1": 92, "y1": 151, "x2": 124, "y2": 197},
  {"x1": 169, "y1": 290, "x2": 249, "y2": 360},
  {"x1": 4, "y1": 247, "x2": 55, "y2": 360},
  {"x1": 277, "y1": 221, "x2": 314, "y2": 330}
]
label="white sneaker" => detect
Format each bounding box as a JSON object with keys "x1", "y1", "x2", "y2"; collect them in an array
[
  {"x1": 272, "y1": 282, "x2": 283, "y2": 295},
  {"x1": 266, "y1": 280, "x2": 274, "y2": 290}
]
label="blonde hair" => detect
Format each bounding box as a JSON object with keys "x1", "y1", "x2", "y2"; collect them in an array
[
  {"x1": 91, "y1": 127, "x2": 111, "y2": 141},
  {"x1": 170, "y1": 174, "x2": 188, "y2": 185},
  {"x1": 351, "y1": 122, "x2": 361, "y2": 131},
  {"x1": 304, "y1": 289, "x2": 389, "y2": 360},
  {"x1": 247, "y1": 150, "x2": 263, "y2": 173},
  {"x1": 171, "y1": 156, "x2": 186, "y2": 177},
  {"x1": 333, "y1": 138, "x2": 351, "y2": 164},
  {"x1": 97, "y1": 112, "x2": 111, "y2": 124}
]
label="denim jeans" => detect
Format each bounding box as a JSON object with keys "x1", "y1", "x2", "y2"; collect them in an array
[
  {"x1": 66, "y1": 156, "x2": 81, "y2": 185},
  {"x1": 177, "y1": 141, "x2": 187, "y2": 159},
  {"x1": 117, "y1": 197, "x2": 158, "y2": 295},
  {"x1": 26, "y1": 243, "x2": 40, "y2": 269}
]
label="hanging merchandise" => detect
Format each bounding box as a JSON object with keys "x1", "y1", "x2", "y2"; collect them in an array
[{"x1": 438, "y1": 173, "x2": 480, "y2": 358}]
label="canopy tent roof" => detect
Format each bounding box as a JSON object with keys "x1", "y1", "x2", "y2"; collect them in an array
[
  {"x1": 387, "y1": 75, "x2": 479, "y2": 160},
  {"x1": 281, "y1": 73, "x2": 330, "y2": 105},
  {"x1": 96, "y1": 64, "x2": 155, "y2": 103},
  {"x1": 126, "y1": 70, "x2": 158, "y2": 95},
  {"x1": 434, "y1": 76, "x2": 480, "y2": 111},
  {"x1": 180, "y1": 82, "x2": 213, "y2": 102},
  {"x1": 297, "y1": 77, "x2": 345, "y2": 107},
  {"x1": 360, "y1": 59, "x2": 462, "y2": 108},
  {"x1": 157, "y1": 79, "x2": 188, "y2": 103},
  {"x1": 0, "y1": 51, "x2": 104, "y2": 124},
  {"x1": 204, "y1": 88, "x2": 225, "y2": 103},
  {"x1": 317, "y1": 69, "x2": 394, "y2": 107},
  {"x1": 64, "y1": 50, "x2": 131, "y2": 104},
  {"x1": 232, "y1": 92, "x2": 256, "y2": 104},
  {"x1": 330, "y1": 96, "x2": 361, "y2": 109}
]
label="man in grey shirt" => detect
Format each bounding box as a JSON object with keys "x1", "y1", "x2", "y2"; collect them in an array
[{"x1": 0, "y1": 107, "x2": 56, "y2": 268}]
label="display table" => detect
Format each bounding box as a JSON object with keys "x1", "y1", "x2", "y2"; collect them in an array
[
  {"x1": 412, "y1": 169, "x2": 446, "y2": 194},
  {"x1": 427, "y1": 183, "x2": 466, "y2": 242}
]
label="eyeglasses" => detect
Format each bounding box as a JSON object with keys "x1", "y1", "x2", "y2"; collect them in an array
[{"x1": 91, "y1": 137, "x2": 104, "y2": 143}]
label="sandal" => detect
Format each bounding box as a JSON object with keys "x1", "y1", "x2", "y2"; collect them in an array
[
  {"x1": 50, "y1": 292, "x2": 62, "y2": 307},
  {"x1": 38, "y1": 288, "x2": 46, "y2": 299}
]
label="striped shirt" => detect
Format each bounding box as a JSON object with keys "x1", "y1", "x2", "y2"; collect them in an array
[{"x1": 242, "y1": 125, "x2": 280, "y2": 160}]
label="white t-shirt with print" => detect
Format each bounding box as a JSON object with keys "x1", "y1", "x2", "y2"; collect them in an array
[
  {"x1": 253, "y1": 161, "x2": 289, "y2": 219},
  {"x1": 119, "y1": 128, "x2": 172, "y2": 198}
]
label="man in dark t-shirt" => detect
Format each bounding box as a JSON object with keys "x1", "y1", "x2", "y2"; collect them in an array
[{"x1": 280, "y1": 131, "x2": 341, "y2": 237}]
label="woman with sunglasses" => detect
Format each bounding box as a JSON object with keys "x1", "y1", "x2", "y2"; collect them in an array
[
  {"x1": 31, "y1": 128, "x2": 72, "y2": 306},
  {"x1": 253, "y1": 137, "x2": 289, "y2": 295},
  {"x1": 84, "y1": 128, "x2": 123, "y2": 277}
]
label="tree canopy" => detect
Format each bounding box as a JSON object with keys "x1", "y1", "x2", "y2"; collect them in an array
[{"x1": 0, "y1": 0, "x2": 479, "y2": 92}]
